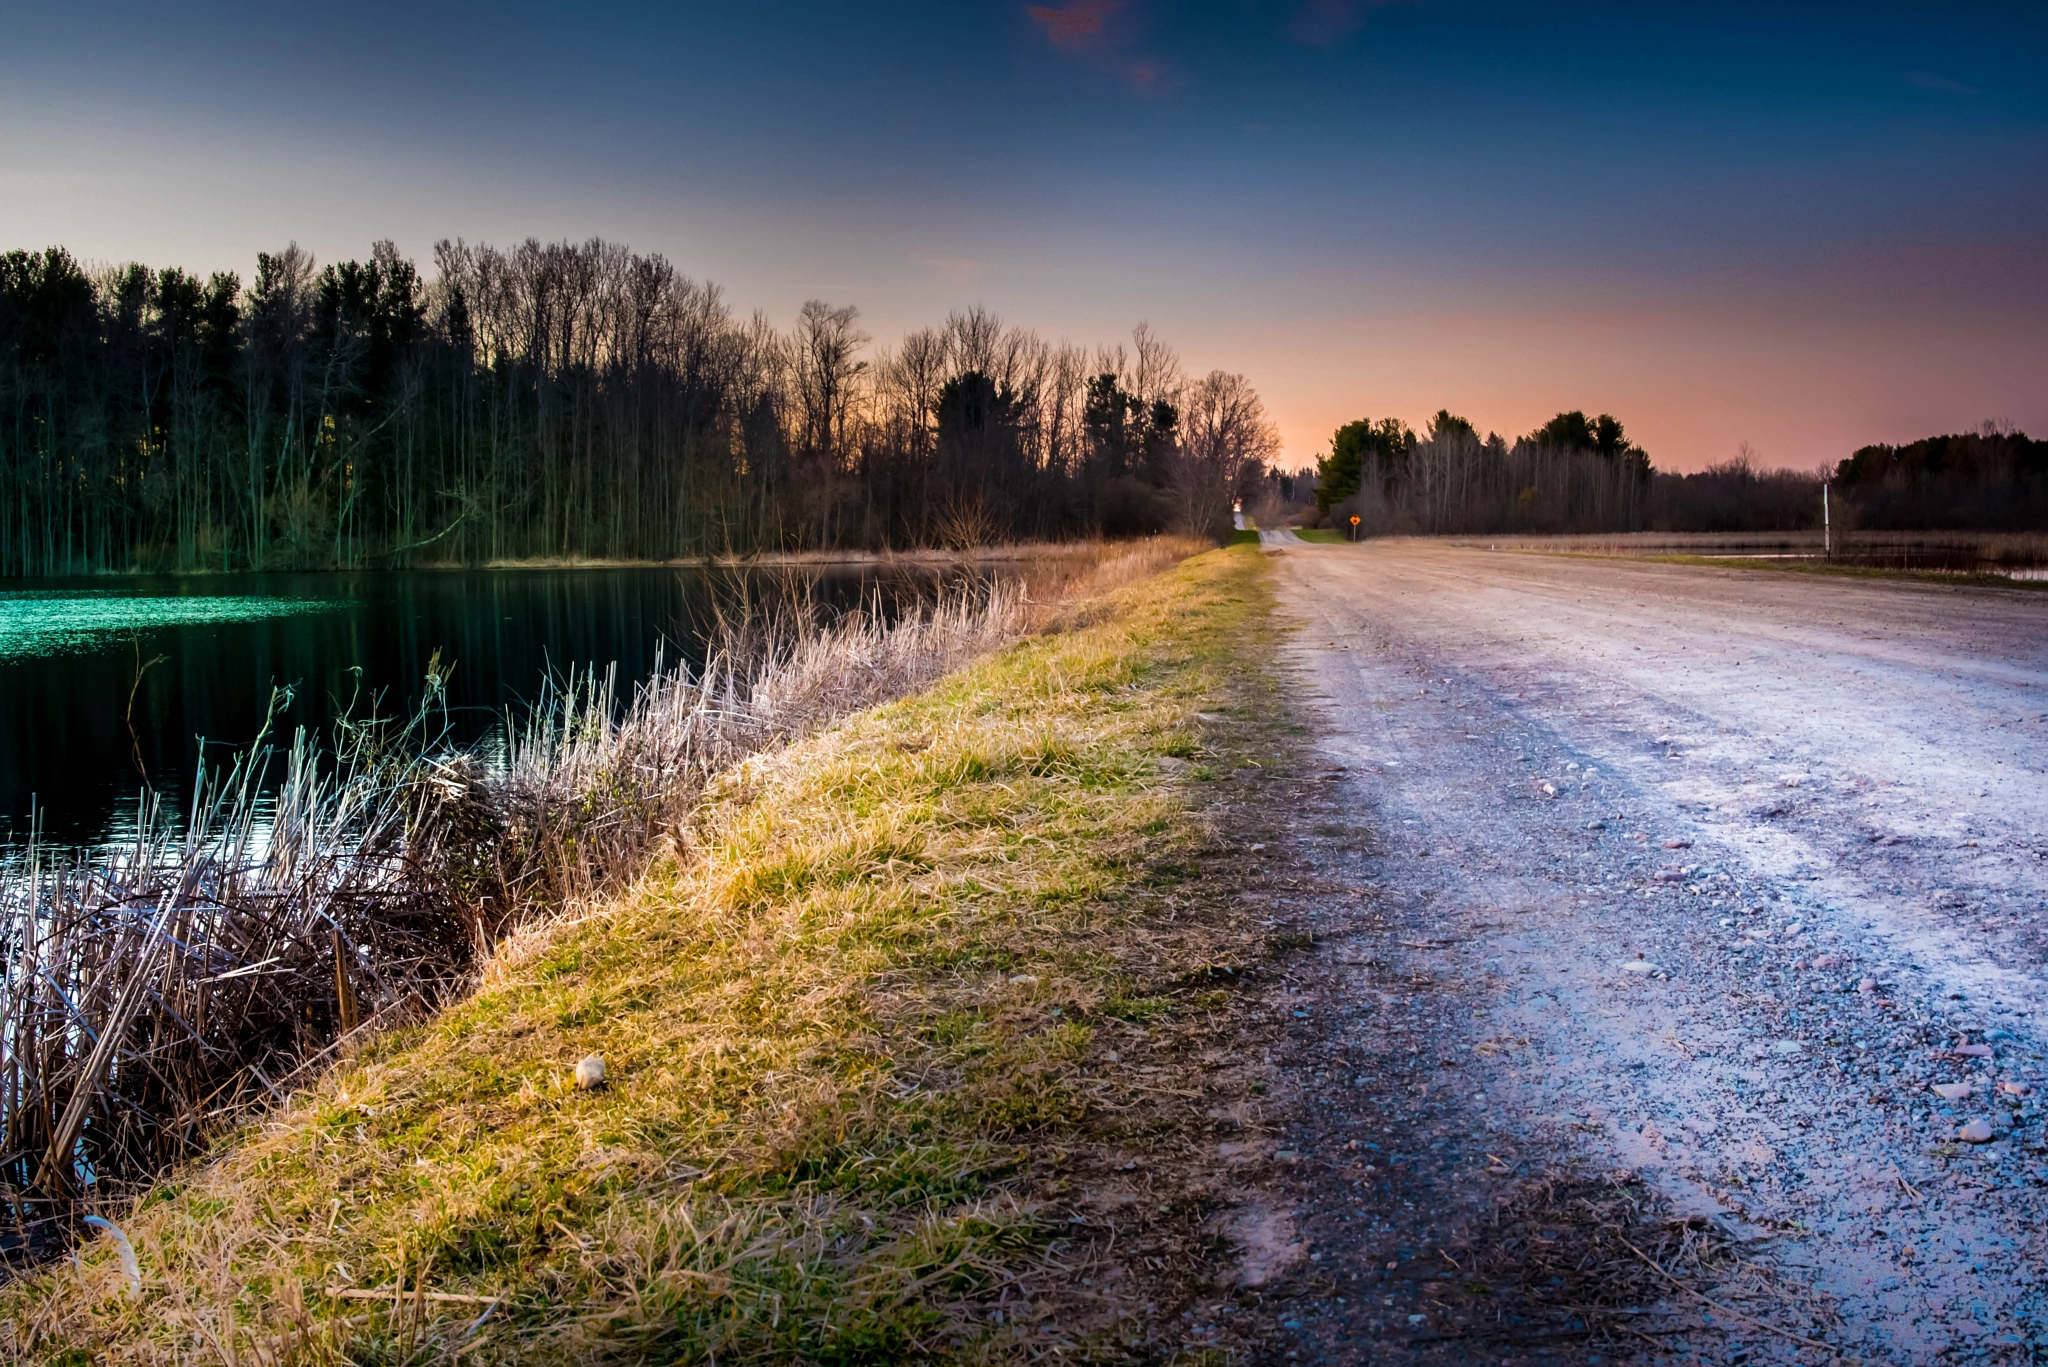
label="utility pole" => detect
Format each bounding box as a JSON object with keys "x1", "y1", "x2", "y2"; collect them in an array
[{"x1": 1822, "y1": 480, "x2": 1831, "y2": 563}]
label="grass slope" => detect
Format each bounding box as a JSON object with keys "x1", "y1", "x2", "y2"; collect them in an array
[{"x1": 6, "y1": 545, "x2": 1273, "y2": 1366}]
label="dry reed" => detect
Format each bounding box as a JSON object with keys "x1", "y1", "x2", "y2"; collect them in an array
[{"x1": 0, "y1": 539, "x2": 1199, "y2": 1262}]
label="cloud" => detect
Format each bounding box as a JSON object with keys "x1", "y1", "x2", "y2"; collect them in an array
[
  {"x1": 1907, "y1": 70, "x2": 1979, "y2": 96},
  {"x1": 1287, "y1": 0, "x2": 1384, "y2": 46},
  {"x1": 1124, "y1": 58, "x2": 1165, "y2": 93},
  {"x1": 1028, "y1": 1, "x2": 1121, "y2": 50},
  {"x1": 1025, "y1": 1, "x2": 1172, "y2": 95}
]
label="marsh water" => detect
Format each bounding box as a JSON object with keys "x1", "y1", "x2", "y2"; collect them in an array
[{"x1": 0, "y1": 566, "x2": 963, "y2": 846}]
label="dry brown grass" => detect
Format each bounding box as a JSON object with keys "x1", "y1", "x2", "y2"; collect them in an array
[
  {"x1": 0, "y1": 536, "x2": 1238, "y2": 1364},
  {"x1": 0, "y1": 540, "x2": 1202, "y2": 1271}
]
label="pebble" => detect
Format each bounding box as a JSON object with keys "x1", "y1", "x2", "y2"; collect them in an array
[
  {"x1": 1770, "y1": 1040, "x2": 1805, "y2": 1056},
  {"x1": 1955, "y1": 1043, "x2": 1994, "y2": 1058},
  {"x1": 574, "y1": 1055, "x2": 606, "y2": 1089},
  {"x1": 1958, "y1": 1119, "x2": 1995, "y2": 1144},
  {"x1": 1652, "y1": 867, "x2": 1686, "y2": 882},
  {"x1": 1250, "y1": 843, "x2": 1267, "y2": 853},
  {"x1": 1932, "y1": 1082, "x2": 1973, "y2": 1100},
  {"x1": 1010, "y1": 974, "x2": 1040, "y2": 985},
  {"x1": 1812, "y1": 953, "x2": 1843, "y2": 969},
  {"x1": 1662, "y1": 838, "x2": 1693, "y2": 849},
  {"x1": 1585, "y1": 820, "x2": 1607, "y2": 830},
  {"x1": 1620, "y1": 960, "x2": 1658, "y2": 974},
  {"x1": 1859, "y1": 979, "x2": 1881, "y2": 995},
  {"x1": 1999, "y1": 1080, "x2": 2030, "y2": 1097}
]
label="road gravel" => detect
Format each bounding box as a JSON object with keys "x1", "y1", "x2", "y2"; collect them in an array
[{"x1": 1256, "y1": 539, "x2": 2048, "y2": 1363}]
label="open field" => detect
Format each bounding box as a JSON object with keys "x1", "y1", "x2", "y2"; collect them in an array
[{"x1": 1455, "y1": 529, "x2": 2048, "y2": 579}]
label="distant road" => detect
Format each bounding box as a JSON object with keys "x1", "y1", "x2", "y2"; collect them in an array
[{"x1": 1266, "y1": 539, "x2": 2048, "y2": 1359}]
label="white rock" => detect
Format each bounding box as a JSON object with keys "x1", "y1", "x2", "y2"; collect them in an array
[
  {"x1": 1931, "y1": 1082, "x2": 1972, "y2": 1100},
  {"x1": 574, "y1": 1055, "x2": 606, "y2": 1089},
  {"x1": 1009, "y1": 974, "x2": 1040, "y2": 985},
  {"x1": 1958, "y1": 1119, "x2": 1994, "y2": 1143},
  {"x1": 1620, "y1": 960, "x2": 1658, "y2": 974},
  {"x1": 1770, "y1": 1040, "x2": 1805, "y2": 1056}
]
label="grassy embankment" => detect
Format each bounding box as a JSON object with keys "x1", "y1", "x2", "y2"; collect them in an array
[{"x1": 4, "y1": 545, "x2": 1276, "y2": 1364}]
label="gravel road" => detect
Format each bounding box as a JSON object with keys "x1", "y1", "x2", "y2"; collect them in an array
[{"x1": 1256, "y1": 539, "x2": 2048, "y2": 1362}]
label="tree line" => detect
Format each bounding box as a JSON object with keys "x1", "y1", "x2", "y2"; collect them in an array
[
  {"x1": 1301, "y1": 408, "x2": 1657, "y2": 535},
  {"x1": 1292, "y1": 408, "x2": 2046, "y2": 536},
  {"x1": 0, "y1": 239, "x2": 1280, "y2": 575}
]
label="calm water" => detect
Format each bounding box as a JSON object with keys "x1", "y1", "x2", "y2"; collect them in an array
[{"x1": 0, "y1": 567, "x2": 957, "y2": 845}]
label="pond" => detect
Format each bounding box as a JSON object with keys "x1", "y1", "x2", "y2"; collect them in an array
[{"x1": 0, "y1": 566, "x2": 963, "y2": 847}]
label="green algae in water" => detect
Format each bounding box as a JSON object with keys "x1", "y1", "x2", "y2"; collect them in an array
[{"x1": 0, "y1": 594, "x2": 337, "y2": 661}]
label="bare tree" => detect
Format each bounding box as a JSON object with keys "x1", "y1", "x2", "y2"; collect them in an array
[
  {"x1": 793, "y1": 300, "x2": 868, "y2": 463},
  {"x1": 942, "y1": 305, "x2": 1001, "y2": 379},
  {"x1": 1173, "y1": 370, "x2": 1279, "y2": 540},
  {"x1": 1129, "y1": 321, "x2": 1182, "y2": 412}
]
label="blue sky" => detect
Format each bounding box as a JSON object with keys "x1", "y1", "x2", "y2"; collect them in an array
[{"x1": 2, "y1": 0, "x2": 2043, "y2": 468}]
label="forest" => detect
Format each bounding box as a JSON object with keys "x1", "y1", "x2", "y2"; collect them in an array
[
  {"x1": 0, "y1": 239, "x2": 1279, "y2": 575},
  {"x1": 1293, "y1": 409, "x2": 2048, "y2": 536},
  {"x1": 8, "y1": 235, "x2": 2039, "y2": 575}
]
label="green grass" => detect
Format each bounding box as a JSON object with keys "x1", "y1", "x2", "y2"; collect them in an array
[
  {"x1": 5, "y1": 546, "x2": 1275, "y2": 1365},
  {"x1": 1225, "y1": 527, "x2": 1259, "y2": 547},
  {"x1": 1294, "y1": 527, "x2": 1353, "y2": 544}
]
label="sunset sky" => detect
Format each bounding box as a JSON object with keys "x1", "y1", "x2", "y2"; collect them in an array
[{"x1": 2, "y1": 0, "x2": 2042, "y2": 471}]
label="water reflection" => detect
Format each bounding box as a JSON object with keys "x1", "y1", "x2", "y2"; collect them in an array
[{"x1": 0, "y1": 567, "x2": 960, "y2": 845}]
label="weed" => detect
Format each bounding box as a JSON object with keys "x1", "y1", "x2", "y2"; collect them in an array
[{"x1": 0, "y1": 541, "x2": 1265, "y2": 1364}]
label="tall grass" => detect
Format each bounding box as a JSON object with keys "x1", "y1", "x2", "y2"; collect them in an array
[{"x1": 0, "y1": 540, "x2": 1198, "y2": 1259}]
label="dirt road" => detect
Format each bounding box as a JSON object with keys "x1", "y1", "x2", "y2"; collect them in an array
[{"x1": 1250, "y1": 540, "x2": 2048, "y2": 1362}]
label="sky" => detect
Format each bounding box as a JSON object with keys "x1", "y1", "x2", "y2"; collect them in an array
[{"x1": 1, "y1": 0, "x2": 2043, "y2": 471}]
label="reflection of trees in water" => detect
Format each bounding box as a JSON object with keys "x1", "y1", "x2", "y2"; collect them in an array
[{"x1": 0, "y1": 564, "x2": 1015, "y2": 848}]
